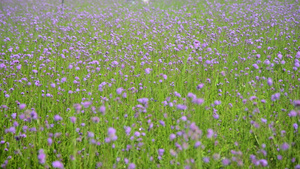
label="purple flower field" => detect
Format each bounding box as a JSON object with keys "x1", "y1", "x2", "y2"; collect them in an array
[{"x1": 1, "y1": 0, "x2": 300, "y2": 168}]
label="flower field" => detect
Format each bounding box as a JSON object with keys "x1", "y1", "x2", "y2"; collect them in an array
[{"x1": 0, "y1": 0, "x2": 300, "y2": 168}]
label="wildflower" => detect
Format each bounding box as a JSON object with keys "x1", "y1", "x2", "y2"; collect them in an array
[
  {"x1": 253, "y1": 64, "x2": 259, "y2": 69},
  {"x1": 137, "y1": 98, "x2": 149, "y2": 105},
  {"x1": 38, "y1": 149, "x2": 46, "y2": 164},
  {"x1": 281, "y1": 143, "x2": 290, "y2": 151},
  {"x1": 158, "y1": 149, "x2": 164, "y2": 156},
  {"x1": 197, "y1": 83, "x2": 204, "y2": 90},
  {"x1": 177, "y1": 104, "x2": 187, "y2": 110},
  {"x1": 203, "y1": 157, "x2": 210, "y2": 163},
  {"x1": 214, "y1": 100, "x2": 221, "y2": 105},
  {"x1": 193, "y1": 40, "x2": 200, "y2": 49},
  {"x1": 19, "y1": 104, "x2": 26, "y2": 109},
  {"x1": 207, "y1": 129, "x2": 214, "y2": 138},
  {"x1": 267, "y1": 78, "x2": 272, "y2": 86},
  {"x1": 116, "y1": 88, "x2": 123, "y2": 95},
  {"x1": 48, "y1": 138, "x2": 53, "y2": 145},
  {"x1": 271, "y1": 93, "x2": 280, "y2": 101},
  {"x1": 52, "y1": 161, "x2": 64, "y2": 168},
  {"x1": 169, "y1": 134, "x2": 176, "y2": 141},
  {"x1": 128, "y1": 163, "x2": 136, "y2": 169},
  {"x1": 259, "y1": 159, "x2": 268, "y2": 167},
  {"x1": 70, "y1": 117, "x2": 76, "y2": 123},
  {"x1": 288, "y1": 110, "x2": 297, "y2": 117},
  {"x1": 91, "y1": 117, "x2": 100, "y2": 123},
  {"x1": 222, "y1": 158, "x2": 231, "y2": 166},
  {"x1": 82, "y1": 101, "x2": 92, "y2": 108},
  {"x1": 193, "y1": 98, "x2": 204, "y2": 105},
  {"x1": 261, "y1": 118, "x2": 267, "y2": 124},
  {"x1": 187, "y1": 93, "x2": 196, "y2": 99},
  {"x1": 293, "y1": 100, "x2": 300, "y2": 107},
  {"x1": 145, "y1": 68, "x2": 151, "y2": 74},
  {"x1": 87, "y1": 132, "x2": 94, "y2": 138},
  {"x1": 194, "y1": 141, "x2": 201, "y2": 148},
  {"x1": 99, "y1": 106, "x2": 105, "y2": 114},
  {"x1": 54, "y1": 115, "x2": 63, "y2": 121},
  {"x1": 107, "y1": 127, "x2": 117, "y2": 142},
  {"x1": 170, "y1": 149, "x2": 177, "y2": 157}
]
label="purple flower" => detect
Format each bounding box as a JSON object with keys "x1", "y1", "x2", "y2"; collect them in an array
[
  {"x1": 214, "y1": 100, "x2": 221, "y2": 105},
  {"x1": 194, "y1": 141, "x2": 201, "y2": 148},
  {"x1": 107, "y1": 127, "x2": 117, "y2": 141},
  {"x1": 116, "y1": 87, "x2": 123, "y2": 95},
  {"x1": 261, "y1": 118, "x2": 267, "y2": 124},
  {"x1": 264, "y1": 59, "x2": 270, "y2": 65},
  {"x1": 197, "y1": 83, "x2": 204, "y2": 90},
  {"x1": 222, "y1": 158, "x2": 231, "y2": 166},
  {"x1": 73, "y1": 104, "x2": 82, "y2": 111},
  {"x1": 51, "y1": 83, "x2": 56, "y2": 88},
  {"x1": 99, "y1": 106, "x2": 105, "y2": 114},
  {"x1": 212, "y1": 113, "x2": 219, "y2": 120},
  {"x1": 271, "y1": 93, "x2": 280, "y2": 101},
  {"x1": 293, "y1": 123, "x2": 298, "y2": 130},
  {"x1": 47, "y1": 138, "x2": 53, "y2": 145},
  {"x1": 145, "y1": 68, "x2": 151, "y2": 74},
  {"x1": 134, "y1": 131, "x2": 140, "y2": 137},
  {"x1": 5, "y1": 127, "x2": 16, "y2": 133},
  {"x1": 61, "y1": 77, "x2": 67, "y2": 83},
  {"x1": 82, "y1": 101, "x2": 92, "y2": 108},
  {"x1": 87, "y1": 131, "x2": 94, "y2": 138},
  {"x1": 181, "y1": 116, "x2": 187, "y2": 121},
  {"x1": 193, "y1": 98, "x2": 204, "y2": 105},
  {"x1": 54, "y1": 115, "x2": 62, "y2": 121},
  {"x1": 124, "y1": 126, "x2": 131, "y2": 135},
  {"x1": 158, "y1": 149, "x2": 164, "y2": 156},
  {"x1": 193, "y1": 40, "x2": 200, "y2": 49},
  {"x1": 203, "y1": 157, "x2": 210, "y2": 163},
  {"x1": 187, "y1": 93, "x2": 196, "y2": 99},
  {"x1": 52, "y1": 161, "x2": 64, "y2": 168},
  {"x1": 91, "y1": 117, "x2": 100, "y2": 123},
  {"x1": 267, "y1": 78, "x2": 272, "y2": 86},
  {"x1": 0, "y1": 63, "x2": 6, "y2": 69},
  {"x1": 169, "y1": 134, "x2": 176, "y2": 141},
  {"x1": 128, "y1": 163, "x2": 136, "y2": 169},
  {"x1": 281, "y1": 143, "x2": 290, "y2": 151},
  {"x1": 253, "y1": 64, "x2": 259, "y2": 69},
  {"x1": 293, "y1": 100, "x2": 300, "y2": 107},
  {"x1": 38, "y1": 149, "x2": 46, "y2": 164},
  {"x1": 174, "y1": 91, "x2": 181, "y2": 97},
  {"x1": 207, "y1": 129, "x2": 214, "y2": 139},
  {"x1": 159, "y1": 120, "x2": 165, "y2": 126},
  {"x1": 19, "y1": 104, "x2": 26, "y2": 110},
  {"x1": 123, "y1": 92, "x2": 127, "y2": 98},
  {"x1": 288, "y1": 110, "x2": 297, "y2": 117},
  {"x1": 176, "y1": 104, "x2": 187, "y2": 110},
  {"x1": 70, "y1": 117, "x2": 76, "y2": 123},
  {"x1": 293, "y1": 50, "x2": 300, "y2": 58},
  {"x1": 137, "y1": 98, "x2": 149, "y2": 105},
  {"x1": 259, "y1": 159, "x2": 268, "y2": 167},
  {"x1": 169, "y1": 149, "x2": 177, "y2": 157},
  {"x1": 11, "y1": 113, "x2": 17, "y2": 119}
]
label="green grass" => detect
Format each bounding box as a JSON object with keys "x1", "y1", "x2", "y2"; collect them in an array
[{"x1": 0, "y1": 0, "x2": 300, "y2": 168}]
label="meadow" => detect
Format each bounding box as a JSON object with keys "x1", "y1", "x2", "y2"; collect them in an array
[{"x1": 0, "y1": 0, "x2": 300, "y2": 168}]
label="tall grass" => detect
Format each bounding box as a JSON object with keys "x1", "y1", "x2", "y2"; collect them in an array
[{"x1": 0, "y1": 0, "x2": 299, "y2": 168}]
